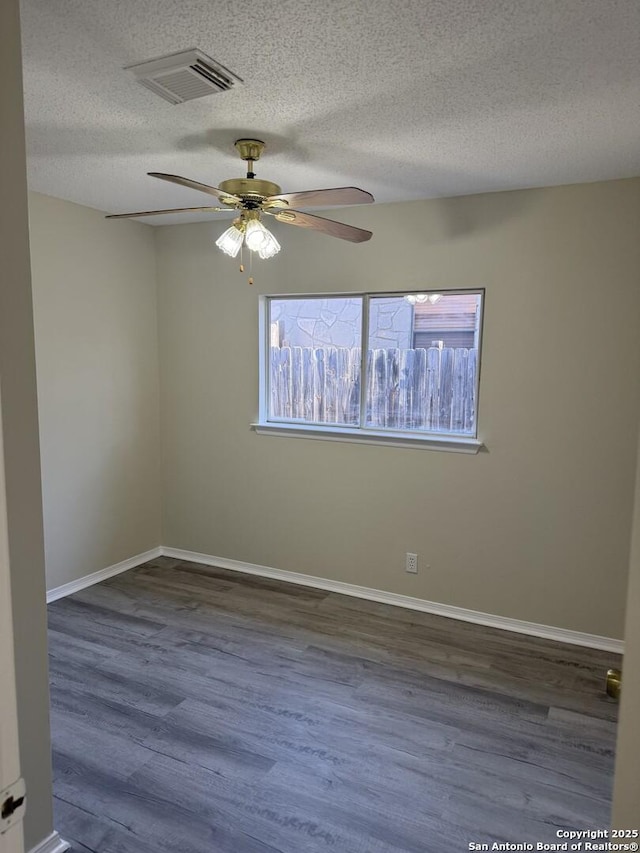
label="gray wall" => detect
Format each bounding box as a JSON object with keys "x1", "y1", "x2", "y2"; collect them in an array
[
  {"x1": 0, "y1": 0, "x2": 54, "y2": 847},
  {"x1": 156, "y1": 179, "x2": 640, "y2": 640},
  {"x1": 29, "y1": 193, "x2": 162, "y2": 591}
]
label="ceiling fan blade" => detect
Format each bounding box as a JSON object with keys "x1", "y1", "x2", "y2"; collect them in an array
[
  {"x1": 270, "y1": 209, "x2": 372, "y2": 243},
  {"x1": 106, "y1": 206, "x2": 230, "y2": 219},
  {"x1": 266, "y1": 187, "x2": 374, "y2": 208},
  {"x1": 148, "y1": 172, "x2": 241, "y2": 204}
]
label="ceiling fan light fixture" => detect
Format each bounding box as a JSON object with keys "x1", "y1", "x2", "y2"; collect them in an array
[
  {"x1": 258, "y1": 229, "x2": 281, "y2": 259},
  {"x1": 245, "y1": 218, "x2": 268, "y2": 251},
  {"x1": 216, "y1": 221, "x2": 244, "y2": 257}
]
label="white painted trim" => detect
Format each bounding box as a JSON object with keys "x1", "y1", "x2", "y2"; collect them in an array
[
  {"x1": 43, "y1": 542, "x2": 623, "y2": 652},
  {"x1": 46, "y1": 547, "x2": 162, "y2": 603},
  {"x1": 28, "y1": 831, "x2": 71, "y2": 853},
  {"x1": 252, "y1": 422, "x2": 484, "y2": 453},
  {"x1": 162, "y1": 547, "x2": 624, "y2": 654}
]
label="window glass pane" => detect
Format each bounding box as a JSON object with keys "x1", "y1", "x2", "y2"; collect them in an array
[
  {"x1": 366, "y1": 292, "x2": 482, "y2": 435},
  {"x1": 268, "y1": 297, "x2": 362, "y2": 425}
]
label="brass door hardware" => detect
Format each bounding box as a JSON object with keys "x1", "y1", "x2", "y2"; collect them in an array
[{"x1": 606, "y1": 668, "x2": 621, "y2": 700}]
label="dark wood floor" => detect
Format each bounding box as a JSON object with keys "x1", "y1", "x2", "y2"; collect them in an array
[{"x1": 48, "y1": 557, "x2": 620, "y2": 853}]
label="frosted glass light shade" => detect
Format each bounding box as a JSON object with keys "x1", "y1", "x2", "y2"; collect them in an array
[
  {"x1": 245, "y1": 219, "x2": 268, "y2": 251},
  {"x1": 216, "y1": 217, "x2": 280, "y2": 261},
  {"x1": 216, "y1": 224, "x2": 244, "y2": 257},
  {"x1": 258, "y1": 229, "x2": 281, "y2": 259}
]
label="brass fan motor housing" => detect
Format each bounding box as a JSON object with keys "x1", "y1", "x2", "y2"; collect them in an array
[
  {"x1": 221, "y1": 139, "x2": 285, "y2": 208},
  {"x1": 219, "y1": 177, "x2": 282, "y2": 204}
]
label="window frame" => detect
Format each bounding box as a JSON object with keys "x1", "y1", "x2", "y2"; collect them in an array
[{"x1": 255, "y1": 289, "x2": 485, "y2": 453}]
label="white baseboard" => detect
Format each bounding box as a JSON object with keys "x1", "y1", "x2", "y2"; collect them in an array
[
  {"x1": 46, "y1": 547, "x2": 162, "y2": 603},
  {"x1": 43, "y1": 541, "x2": 623, "y2": 653},
  {"x1": 162, "y1": 546, "x2": 624, "y2": 654},
  {"x1": 29, "y1": 831, "x2": 71, "y2": 853}
]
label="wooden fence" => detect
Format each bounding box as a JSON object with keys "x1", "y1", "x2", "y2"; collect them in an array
[{"x1": 269, "y1": 345, "x2": 478, "y2": 433}]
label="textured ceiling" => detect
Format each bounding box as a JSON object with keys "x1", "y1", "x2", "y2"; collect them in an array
[{"x1": 20, "y1": 0, "x2": 640, "y2": 225}]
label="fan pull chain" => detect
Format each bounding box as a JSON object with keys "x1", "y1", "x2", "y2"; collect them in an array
[{"x1": 237, "y1": 243, "x2": 253, "y2": 284}]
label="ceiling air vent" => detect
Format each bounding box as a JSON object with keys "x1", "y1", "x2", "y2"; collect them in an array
[{"x1": 126, "y1": 49, "x2": 242, "y2": 105}]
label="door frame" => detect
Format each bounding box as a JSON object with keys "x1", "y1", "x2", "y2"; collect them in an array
[{"x1": 0, "y1": 382, "x2": 25, "y2": 853}]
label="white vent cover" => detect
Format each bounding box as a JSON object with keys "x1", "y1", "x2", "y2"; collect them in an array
[{"x1": 126, "y1": 49, "x2": 242, "y2": 104}]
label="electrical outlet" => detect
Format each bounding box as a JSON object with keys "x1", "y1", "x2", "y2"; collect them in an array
[{"x1": 405, "y1": 552, "x2": 418, "y2": 573}]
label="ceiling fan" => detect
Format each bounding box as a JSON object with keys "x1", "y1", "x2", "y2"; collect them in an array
[{"x1": 106, "y1": 138, "x2": 374, "y2": 262}]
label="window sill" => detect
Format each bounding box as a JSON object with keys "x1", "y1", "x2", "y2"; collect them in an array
[{"x1": 251, "y1": 422, "x2": 484, "y2": 454}]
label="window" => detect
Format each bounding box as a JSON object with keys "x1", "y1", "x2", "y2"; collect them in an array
[{"x1": 257, "y1": 291, "x2": 484, "y2": 450}]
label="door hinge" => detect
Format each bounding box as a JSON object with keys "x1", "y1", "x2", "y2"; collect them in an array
[{"x1": 0, "y1": 778, "x2": 26, "y2": 835}]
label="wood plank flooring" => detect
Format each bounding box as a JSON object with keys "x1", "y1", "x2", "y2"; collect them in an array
[{"x1": 48, "y1": 557, "x2": 621, "y2": 853}]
